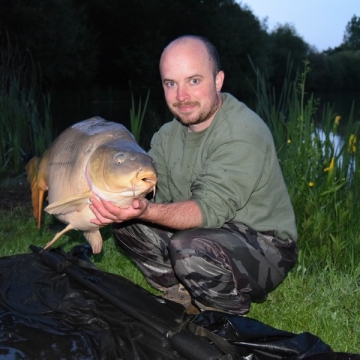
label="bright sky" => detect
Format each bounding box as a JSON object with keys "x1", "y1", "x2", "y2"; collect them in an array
[{"x1": 241, "y1": 0, "x2": 360, "y2": 51}]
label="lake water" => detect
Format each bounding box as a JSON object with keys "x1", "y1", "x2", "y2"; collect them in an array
[{"x1": 313, "y1": 91, "x2": 360, "y2": 130}]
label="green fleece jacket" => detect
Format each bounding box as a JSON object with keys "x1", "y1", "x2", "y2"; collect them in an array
[{"x1": 148, "y1": 93, "x2": 297, "y2": 241}]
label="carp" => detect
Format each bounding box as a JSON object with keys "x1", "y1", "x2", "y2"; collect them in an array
[{"x1": 26, "y1": 117, "x2": 157, "y2": 254}]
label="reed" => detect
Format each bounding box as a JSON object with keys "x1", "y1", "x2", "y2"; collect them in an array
[
  {"x1": 0, "y1": 37, "x2": 52, "y2": 178},
  {"x1": 129, "y1": 89, "x2": 150, "y2": 142},
  {"x1": 253, "y1": 60, "x2": 360, "y2": 269}
]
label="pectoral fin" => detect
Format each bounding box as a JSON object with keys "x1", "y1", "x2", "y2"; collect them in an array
[
  {"x1": 83, "y1": 230, "x2": 103, "y2": 254},
  {"x1": 45, "y1": 191, "x2": 93, "y2": 215}
]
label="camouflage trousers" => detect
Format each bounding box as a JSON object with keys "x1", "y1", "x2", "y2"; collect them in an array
[{"x1": 113, "y1": 221, "x2": 298, "y2": 315}]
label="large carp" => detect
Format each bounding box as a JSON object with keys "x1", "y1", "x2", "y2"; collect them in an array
[{"x1": 26, "y1": 117, "x2": 157, "y2": 254}]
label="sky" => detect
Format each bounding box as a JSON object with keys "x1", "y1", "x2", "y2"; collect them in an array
[{"x1": 241, "y1": 0, "x2": 360, "y2": 51}]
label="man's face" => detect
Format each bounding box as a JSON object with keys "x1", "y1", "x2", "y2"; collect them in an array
[{"x1": 160, "y1": 39, "x2": 224, "y2": 131}]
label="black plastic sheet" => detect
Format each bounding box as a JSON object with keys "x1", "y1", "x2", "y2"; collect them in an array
[{"x1": 0, "y1": 244, "x2": 358, "y2": 360}]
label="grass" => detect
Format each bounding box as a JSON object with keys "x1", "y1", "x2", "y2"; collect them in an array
[
  {"x1": 250, "y1": 264, "x2": 360, "y2": 352},
  {"x1": 0, "y1": 177, "x2": 163, "y2": 298},
  {"x1": 0, "y1": 200, "x2": 157, "y2": 293},
  {"x1": 1, "y1": 58, "x2": 360, "y2": 354}
]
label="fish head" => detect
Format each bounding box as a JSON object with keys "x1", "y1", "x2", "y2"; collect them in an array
[{"x1": 87, "y1": 139, "x2": 157, "y2": 203}]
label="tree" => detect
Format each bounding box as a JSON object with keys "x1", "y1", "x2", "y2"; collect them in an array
[
  {"x1": 267, "y1": 24, "x2": 312, "y2": 90},
  {"x1": 0, "y1": 0, "x2": 98, "y2": 87},
  {"x1": 343, "y1": 15, "x2": 360, "y2": 51},
  {"x1": 308, "y1": 15, "x2": 360, "y2": 92},
  {"x1": 74, "y1": 0, "x2": 268, "y2": 99}
]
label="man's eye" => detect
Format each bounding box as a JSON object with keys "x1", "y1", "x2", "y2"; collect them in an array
[
  {"x1": 190, "y1": 78, "x2": 199, "y2": 85},
  {"x1": 165, "y1": 81, "x2": 175, "y2": 87}
]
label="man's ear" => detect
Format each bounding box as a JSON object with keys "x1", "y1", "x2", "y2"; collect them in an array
[{"x1": 215, "y1": 71, "x2": 225, "y2": 91}]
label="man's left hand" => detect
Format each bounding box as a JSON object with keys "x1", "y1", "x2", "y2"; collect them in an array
[{"x1": 89, "y1": 197, "x2": 148, "y2": 225}]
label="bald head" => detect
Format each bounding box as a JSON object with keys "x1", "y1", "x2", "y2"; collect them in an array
[{"x1": 160, "y1": 35, "x2": 221, "y2": 77}]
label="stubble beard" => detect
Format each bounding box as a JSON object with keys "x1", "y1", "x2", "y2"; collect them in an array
[{"x1": 172, "y1": 94, "x2": 221, "y2": 126}]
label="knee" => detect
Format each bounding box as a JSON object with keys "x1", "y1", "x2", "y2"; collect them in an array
[
  {"x1": 169, "y1": 229, "x2": 196, "y2": 252},
  {"x1": 168, "y1": 228, "x2": 231, "y2": 280},
  {"x1": 168, "y1": 228, "x2": 212, "y2": 266}
]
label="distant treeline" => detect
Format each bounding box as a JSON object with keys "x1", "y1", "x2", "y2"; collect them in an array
[{"x1": 1, "y1": 0, "x2": 359, "y2": 100}]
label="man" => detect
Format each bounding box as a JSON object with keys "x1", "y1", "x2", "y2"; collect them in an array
[{"x1": 90, "y1": 35, "x2": 298, "y2": 315}]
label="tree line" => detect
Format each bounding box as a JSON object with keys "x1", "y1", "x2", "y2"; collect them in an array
[{"x1": 1, "y1": 0, "x2": 359, "y2": 101}]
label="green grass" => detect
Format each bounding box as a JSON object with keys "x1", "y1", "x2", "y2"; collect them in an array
[
  {"x1": 249, "y1": 252, "x2": 360, "y2": 352},
  {"x1": 0, "y1": 201, "x2": 155, "y2": 293}
]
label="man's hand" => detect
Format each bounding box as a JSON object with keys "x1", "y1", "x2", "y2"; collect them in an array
[{"x1": 89, "y1": 197, "x2": 148, "y2": 226}]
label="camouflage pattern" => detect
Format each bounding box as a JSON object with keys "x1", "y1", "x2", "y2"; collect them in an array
[{"x1": 113, "y1": 221, "x2": 297, "y2": 315}]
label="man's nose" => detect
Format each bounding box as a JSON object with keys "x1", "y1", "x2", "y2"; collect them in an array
[{"x1": 176, "y1": 84, "x2": 190, "y2": 102}]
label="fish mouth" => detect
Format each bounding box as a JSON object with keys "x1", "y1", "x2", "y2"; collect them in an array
[
  {"x1": 136, "y1": 170, "x2": 157, "y2": 186},
  {"x1": 131, "y1": 170, "x2": 157, "y2": 197}
]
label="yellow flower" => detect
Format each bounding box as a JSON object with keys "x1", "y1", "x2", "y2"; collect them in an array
[
  {"x1": 348, "y1": 134, "x2": 357, "y2": 153},
  {"x1": 287, "y1": 139, "x2": 291, "y2": 144},
  {"x1": 324, "y1": 157, "x2": 335, "y2": 172},
  {"x1": 334, "y1": 115, "x2": 341, "y2": 125},
  {"x1": 308, "y1": 182, "x2": 314, "y2": 187}
]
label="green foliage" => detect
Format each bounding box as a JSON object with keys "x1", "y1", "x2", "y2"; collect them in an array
[
  {"x1": 0, "y1": 0, "x2": 269, "y2": 98},
  {"x1": 1, "y1": 0, "x2": 360, "y2": 95},
  {"x1": 130, "y1": 89, "x2": 150, "y2": 142},
  {"x1": 309, "y1": 15, "x2": 360, "y2": 92},
  {"x1": 308, "y1": 51, "x2": 360, "y2": 91},
  {"x1": 84, "y1": 1, "x2": 268, "y2": 133},
  {"x1": 247, "y1": 62, "x2": 360, "y2": 352},
  {"x1": 254, "y1": 60, "x2": 360, "y2": 271},
  {"x1": 343, "y1": 15, "x2": 360, "y2": 51},
  {"x1": 0, "y1": 0, "x2": 98, "y2": 85},
  {"x1": 266, "y1": 24, "x2": 313, "y2": 90},
  {"x1": 0, "y1": 38, "x2": 53, "y2": 178}
]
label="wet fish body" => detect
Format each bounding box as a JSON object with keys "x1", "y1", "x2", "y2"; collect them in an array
[{"x1": 26, "y1": 117, "x2": 157, "y2": 253}]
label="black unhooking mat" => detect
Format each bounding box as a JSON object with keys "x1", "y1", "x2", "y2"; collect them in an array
[{"x1": 0, "y1": 245, "x2": 359, "y2": 360}]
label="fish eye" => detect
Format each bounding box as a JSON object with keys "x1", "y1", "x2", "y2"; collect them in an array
[{"x1": 115, "y1": 153, "x2": 125, "y2": 164}]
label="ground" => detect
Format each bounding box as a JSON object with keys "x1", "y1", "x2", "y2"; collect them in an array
[{"x1": 0, "y1": 174, "x2": 32, "y2": 211}]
